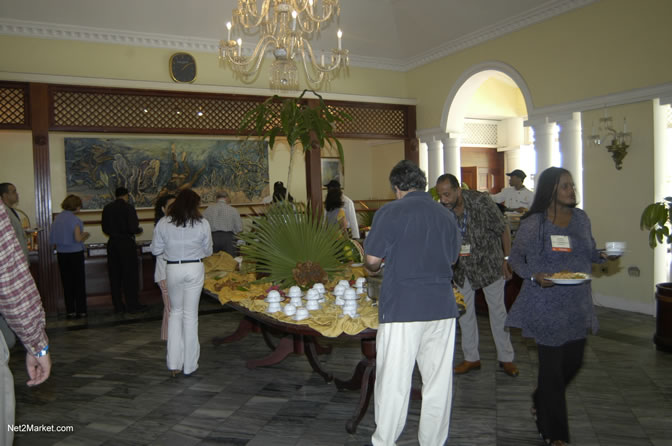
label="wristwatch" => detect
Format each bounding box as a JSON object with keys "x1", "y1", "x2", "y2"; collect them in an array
[{"x1": 35, "y1": 345, "x2": 49, "y2": 357}]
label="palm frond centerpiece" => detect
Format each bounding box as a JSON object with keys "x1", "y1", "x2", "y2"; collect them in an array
[{"x1": 239, "y1": 202, "x2": 349, "y2": 288}]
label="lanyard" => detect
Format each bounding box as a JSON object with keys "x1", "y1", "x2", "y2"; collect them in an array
[{"x1": 455, "y1": 209, "x2": 468, "y2": 238}]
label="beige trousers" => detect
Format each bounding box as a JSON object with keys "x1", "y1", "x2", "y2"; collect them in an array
[{"x1": 372, "y1": 318, "x2": 456, "y2": 446}]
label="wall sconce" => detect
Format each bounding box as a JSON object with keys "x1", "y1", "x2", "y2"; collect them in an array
[{"x1": 587, "y1": 111, "x2": 632, "y2": 170}]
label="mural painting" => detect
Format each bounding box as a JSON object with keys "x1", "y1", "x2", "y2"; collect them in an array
[{"x1": 65, "y1": 138, "x2": 269, "y2": 209}]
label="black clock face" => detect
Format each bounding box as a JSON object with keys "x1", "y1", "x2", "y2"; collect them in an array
[{"x1": 170, "y1": 53, "x2": 196, "y2": 83}]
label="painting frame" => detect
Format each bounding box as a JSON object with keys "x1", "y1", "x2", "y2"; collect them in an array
[
  {"x1": 64, "y1": 137, "x2": 269, "y2": 210},
  {"x1": 321, "y1": 157, "x2": 344, "y2": 189}
]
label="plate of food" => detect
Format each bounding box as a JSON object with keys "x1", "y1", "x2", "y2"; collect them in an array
[{"x1": 548, "y1": 271, "x2": 591, "y2": 285}]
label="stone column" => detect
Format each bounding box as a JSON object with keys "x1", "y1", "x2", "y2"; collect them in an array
[
  {"x1": 441, "y1": 134, "x2": 461, "y2": 182},
  {"x1": 558, "y1": 112, "x2": 583, "y2": 207},
  {"x1": 418, "y1": 141, "x2": 429, "y2": 180},
  {"x1": 530, "y1": 119, "x2": 556, "y2": 184},
  {"x1": 426, "y1": 139, "x2": 443, "y2": 187}
]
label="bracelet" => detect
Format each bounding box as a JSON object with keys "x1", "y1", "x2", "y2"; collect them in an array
[
  {"x1": 35, "y1": 345, "x2": 49, "y2": 357},
  {"x1": 504, "y1": 256, "x2": 509, "y2": 261}
]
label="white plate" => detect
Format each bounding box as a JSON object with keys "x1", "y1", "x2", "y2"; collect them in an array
[
  {"x1": 548, "y1": 276, "x2": 591, "y2": 285},
  {"x1": 351, "y1": 263, "x2": 364, "y2": 268},
  {"x1": 604, "y1": 250, "x2": 624, "y2": 256}
]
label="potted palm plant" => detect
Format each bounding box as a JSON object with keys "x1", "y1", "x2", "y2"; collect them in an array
[
  {"x1": 240, "y1": 89, "x2": 351, "y2": 202},
  {"x1": 640, "y1": 196, "x2": 672, "y2": 351},
  {"x1": 239, "y1": 202, "x2": 349, "y2": 288}
]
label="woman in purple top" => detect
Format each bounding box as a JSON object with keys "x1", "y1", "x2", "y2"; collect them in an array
[
  {"x1": 50, "y1": 195, "x2": 90, "y2": 319},
  {"x1": 506, "y1": 168, "x2": 614, "y2": 446}
]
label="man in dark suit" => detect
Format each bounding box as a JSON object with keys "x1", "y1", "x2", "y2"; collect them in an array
[{"x1": 102, "y1": 187, "x2": 147, "y2": 314}]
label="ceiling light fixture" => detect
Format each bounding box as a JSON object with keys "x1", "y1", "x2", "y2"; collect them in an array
[{"x1": 219, "y1": 0, "x2": 348, "y2": 90}]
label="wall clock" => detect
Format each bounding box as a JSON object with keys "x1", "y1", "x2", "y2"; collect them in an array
[{"x1": 169, "y1": 52, "x2": 197, "y2": 83}]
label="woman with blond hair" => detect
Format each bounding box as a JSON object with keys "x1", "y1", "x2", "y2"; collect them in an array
[{"x1": 50, "y1": 194, "x2": 90, "y2": 319}]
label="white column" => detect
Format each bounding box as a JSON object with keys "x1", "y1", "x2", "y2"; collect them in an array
[
  {"x1": 426, "y1": 139, "x2": 443, "y2": 187},
  {"x1": 418, "y1": 141, "x2": 429, "y2": 181},
  {"x1": 531, "y1": 119, "x2": 556, "y2": 185},
  {"x1": 441, "y1": 134, "x2": 461, "y2": 183},
  {"x1": 558, "y1": 112, "x2": 583, "y2": 208}
]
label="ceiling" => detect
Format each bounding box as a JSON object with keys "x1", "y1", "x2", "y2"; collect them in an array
[{"x1": 0, "y1": 0, "x2": 594, "y2": 71}]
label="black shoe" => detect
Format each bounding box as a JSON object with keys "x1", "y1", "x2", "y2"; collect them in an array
[
  {"x1": 127, "y1": 305, "x2": 149, "y2": 314},
  {"x1": 66, "y1": 313, "x2": 77, "y2": 320},
  {"x1": 77, "y1": 313, "x2": 87, "y2": 318}
]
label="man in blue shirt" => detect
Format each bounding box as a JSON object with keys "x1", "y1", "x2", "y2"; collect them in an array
[{"x1": 364, "y1": 160, "x2": 461, "y2": 446}]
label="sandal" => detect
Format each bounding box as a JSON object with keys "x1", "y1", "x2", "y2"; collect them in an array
[{"x1": 170, "y1": 370, "x2": 181, "y2": 378}]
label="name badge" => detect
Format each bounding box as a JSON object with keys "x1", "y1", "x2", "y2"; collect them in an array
[
  {"x1": 550, "y1": 235, "x2": 571, "y2": 252},
  {"x1": 460, "y1": 244, "x2": 471, "y2": 256}
]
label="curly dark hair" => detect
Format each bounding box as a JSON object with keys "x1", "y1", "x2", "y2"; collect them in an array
[
  {"x1": 154, "y1": 194, "x2": 176, "y2": 225},
  {"x1": 166, "y1": 189, "x2": 202, "y2": 227},
  {"x1": 389, "y1": 160, "x2": 427, "y2": 191},
  {"x1": 324, "y1": 188, "x2": 344, "y2": 212}
]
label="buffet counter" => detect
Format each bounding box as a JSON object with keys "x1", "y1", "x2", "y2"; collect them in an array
[{"x1": 29, "y1": 240, "x2": 160, "y2": 313}]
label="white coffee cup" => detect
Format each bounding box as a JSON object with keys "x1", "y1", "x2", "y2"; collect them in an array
[{"x1": 605, "y1": 241, "x2": 626, "y2": 255}]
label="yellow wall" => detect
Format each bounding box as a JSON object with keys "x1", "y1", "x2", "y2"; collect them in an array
[
  {"x1": 0, "y1": 131, "x2": 35, "y2": 224},
  {"x1": 408, "y1": 0, "x2": 672, "y2": 128},
  {"x1": 0, "y1": 35, "x2": 410, "y2": 99},
  {"x1": 582, "y1": 101, "x2": 655, "y2": 308},
  {"x1": 465, "y1": 78, "x2": 527, "y2": 118}
]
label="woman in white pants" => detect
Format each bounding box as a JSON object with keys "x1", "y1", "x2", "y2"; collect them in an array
[{"x1": 150, "y1": 189, "x2": 212, "y2": 377}]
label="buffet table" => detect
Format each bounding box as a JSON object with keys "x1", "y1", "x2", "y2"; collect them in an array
[{"x1": 203, "y1": 257, "x2": 378, "y2": 433}]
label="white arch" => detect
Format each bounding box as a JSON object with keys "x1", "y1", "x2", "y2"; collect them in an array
[{"x1": 441, "y1": 61, "x2": 534, "y2": 133}]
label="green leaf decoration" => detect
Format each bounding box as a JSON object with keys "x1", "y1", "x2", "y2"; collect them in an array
[
  {"x1": 239, "y1": 89, "x2": 351, "y2": 164},
  {"x1": 238, "y1": 202, "x2": 349, "y2": 288}
]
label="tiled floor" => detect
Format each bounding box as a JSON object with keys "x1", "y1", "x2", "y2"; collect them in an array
[{"x1": 9, "y1": 300, "x2": 672, "y2": 446}]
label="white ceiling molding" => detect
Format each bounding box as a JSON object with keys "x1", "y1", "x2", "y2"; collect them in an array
[
  {"x1": 526, "y1": 82, "x2": 672, "y2": 125},
  {"x1": 0, "y1": 1, "x2": 597, "y2": 73},
  {"x1": 401, "y1": 0, "x2": 597, "y2": 71},
  {"x1": 0, "y1": 19, "x2": 219, "y2": 52}
]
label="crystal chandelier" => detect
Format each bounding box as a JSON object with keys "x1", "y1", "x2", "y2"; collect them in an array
[{"x1": 219, "y1": 0, "x2": 349, "y2": 90}]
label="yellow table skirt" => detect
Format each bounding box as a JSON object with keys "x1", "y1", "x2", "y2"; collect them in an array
[{"x1": 203, "y1": 252, "x2": 464, "y2": 338}]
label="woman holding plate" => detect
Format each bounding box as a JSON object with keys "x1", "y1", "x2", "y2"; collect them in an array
[{"x1": 506, "y1": 167, "x2": 614, "y2": 446}]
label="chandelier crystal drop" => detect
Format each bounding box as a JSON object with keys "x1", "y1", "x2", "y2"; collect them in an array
[{"x1": 219, "y1": 0, "x2": 348, "y2": 90}]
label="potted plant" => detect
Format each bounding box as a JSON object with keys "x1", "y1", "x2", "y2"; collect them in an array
[
  {"x1": 240, "y1": 89, "x2": 351, "y2": 202},
  {"x1": 640, "y1": 196, "x2": 672, "y2": 351},
  {"x1": 239, "y1": 202, "x2": 349, "y2": 288}
]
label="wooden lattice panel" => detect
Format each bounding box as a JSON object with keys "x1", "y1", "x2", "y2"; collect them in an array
[
  {"x1": 0, "y1": 84, "x2": 28, "y2": 128},
  {"x1": 49, "y1": 85, "x2": 413, "y2": 139},
  {"x1": 52, "y1": 89, "x2": 264, "y2": 134},
  {"x1": 330, "y1": 104, "x2": 406, "y2": 137}
]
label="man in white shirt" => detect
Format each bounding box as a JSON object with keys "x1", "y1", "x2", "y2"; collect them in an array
[
  {"x1": 203, "y1": 191, "x2": 243, "y2": 257},
  {"x1": 491, "y1": 169, "x2": 535, "y2": 213},
  {"x1": 324, "y1": 180, "x2": 360, "y2": 239}
]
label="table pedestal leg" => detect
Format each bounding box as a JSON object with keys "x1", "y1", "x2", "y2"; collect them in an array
[
  {"x1": 246, "y1": 335, "x2": 297, "y2": 369},
  {"x1": 212, "y1": 316, "x2": 260, "y2": 345},
  {"x1": 334, "y1": 337, "x2": 376, "y2": 434},
  {"x1": 304, "y1": 337, "x2": 333, "y2": 383}
]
